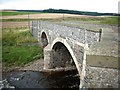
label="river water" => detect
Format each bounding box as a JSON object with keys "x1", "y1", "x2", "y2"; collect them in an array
[{"x1": 1, "y1": 69, "x2": 79, "y2": 89}]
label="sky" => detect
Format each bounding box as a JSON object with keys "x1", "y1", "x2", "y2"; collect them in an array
[{"x1": 0, "y1": 0, "x2": 119, "y2": 13}]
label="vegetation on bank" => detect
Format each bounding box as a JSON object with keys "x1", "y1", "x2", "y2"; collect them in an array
[
  {"x1": 2, "y1": 28, "x2": 43, "y2": 71},
  {"x1": 2, "y1": 29, "x2": 37, "y2": 45},
  {"x1": 3, "y1": 46, "x2": 43, "y2": 69}
]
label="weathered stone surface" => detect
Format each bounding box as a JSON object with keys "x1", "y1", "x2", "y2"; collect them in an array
[
  {"x1": 30, "y1": 21, "x2": 100, "y2": 46},
  {"x1": 86, "y1": 41, "x2": 119, "y2": 68},
  {"x1": 86, "y1": 66, "x2": 119, "y2": 88},
  {"x1": 30, "y1": 20, "x2": 119, "y2": 89}
]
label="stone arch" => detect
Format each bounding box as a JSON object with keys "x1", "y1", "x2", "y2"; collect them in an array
[
  {"x1": 51, "y1": 42, "x2": 75, "y2": 68},
  {"x1": 51, "y1": 37, "x2": 81, "y2": 75},
  {"x1": 40, "y1": 31, "x2": 48, "y2": 47},
  {"x1": 50, "y1": 37, "x2": 81, "y2": 88}
]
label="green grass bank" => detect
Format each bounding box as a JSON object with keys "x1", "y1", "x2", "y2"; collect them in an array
[{"x1": 2, "y1": 27, "x2": 43, "y2": 71}]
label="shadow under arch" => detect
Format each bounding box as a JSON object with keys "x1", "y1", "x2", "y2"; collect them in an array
[
  {"x1": 51, "y1": 37, "x2": 81, "y2": 76},
  {"x1": 52, "y1": 42, "x2": 76, "y2": 68},
  {"x1": 41, "y1": 32, "x2": 48, "y2": 47},
  {"x1": 50, "y1": 38, "x2": 81, "y2": 88}
]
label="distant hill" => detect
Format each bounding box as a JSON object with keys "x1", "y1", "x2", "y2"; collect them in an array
[
  {"x1": 42, "y1": 9, "x2": 119, "y2": 16},
  {"x1": 3, "y1": 9, "x2": 119, "y2": 16}
]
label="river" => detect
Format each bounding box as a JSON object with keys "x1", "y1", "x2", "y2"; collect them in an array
[{"x1": 1, "y1": 69, "x2": 79, "y2": 89}]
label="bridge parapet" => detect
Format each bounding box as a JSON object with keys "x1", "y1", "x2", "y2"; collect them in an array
[{"x1": 31, "y1": 21, "x2": 101, "y2": 47}]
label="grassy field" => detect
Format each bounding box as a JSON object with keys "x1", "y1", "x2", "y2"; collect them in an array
[
  {"x1": 1, "y1": 12, "x2": 119, "y2": 25},
  {"x1": 2, "y1": 27, "x2": 43, "y2": 71},
  {"x1": 100, "y1": 16, "x2": 119, "y2": 25},
  {"x1": 1, "y1": 11, "x2": 40, "y2": 16},
  {"x1": 62, "y1": 16, "x2": 119, "y2": 25},
  {"x1": 2, "y1": 17, "x2": 119, "y2": 26}
]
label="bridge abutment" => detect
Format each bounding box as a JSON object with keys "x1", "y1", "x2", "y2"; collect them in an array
[{"x1": 44, "y1": 44, "x2": 52, "y2": 69}]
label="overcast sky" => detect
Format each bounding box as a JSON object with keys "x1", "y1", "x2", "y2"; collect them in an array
[{"x1": 0, "y1": 0, "x2": 119, "y2": 13}]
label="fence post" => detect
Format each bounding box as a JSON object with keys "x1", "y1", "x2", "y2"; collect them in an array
[{"x1": 99, "y1": 28, "x2": 102, "y2": 42}]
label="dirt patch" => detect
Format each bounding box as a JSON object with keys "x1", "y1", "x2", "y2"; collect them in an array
[
  {"x1": 19, "y1": 59, "x2": 44, "y2": 71},
  {"x1": 2, "y1": 22, "x2": 28, "y2": 28}
]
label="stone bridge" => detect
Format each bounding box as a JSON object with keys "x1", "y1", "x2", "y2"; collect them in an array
[{"x1": 30, "y1": 21, "x2": 119, "y2": 89}]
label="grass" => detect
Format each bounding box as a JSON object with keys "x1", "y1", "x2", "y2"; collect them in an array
[
  {"x1": 2, "y1": 19, "x2": 32, "y2": 22},
  {"x1": 2, "y1": 16, "x2": 119, "y2": 25},
  {"x1": 1, "y1": 11, "x2": 119, "y2": 25},
  {"x1": 2, "y1": 29, "x2": 37, "y2": 46},
  {"x1": 64, "y1": 16, "x2": 119, "y2": 25},
  {"x1": 2, "y1": 27, "x2": 43, "y2": 71},
  {"x1": 3, "y1": 27, "x2": 28, "y2": 30},
  {"x1": 1, "y1": 11, "x2": 40, "y2": 16},
  {"x1": 2, "y1": 18, "x2": 63, "y2": 22},
  {"x1": 3, "y1": 46, "x2": 43, "y2": 69},
  {"x1": 100, "y1": 16, "x2": 119, "y2": 25}
]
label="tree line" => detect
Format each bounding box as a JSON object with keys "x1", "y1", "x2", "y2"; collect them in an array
[{"x1": 16, "y1": 9, "x2": 119, "y2": 16}]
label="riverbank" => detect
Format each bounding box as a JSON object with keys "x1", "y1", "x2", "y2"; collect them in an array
[
  {"x1": 2, "y1": 58, "x2": 44, "y2": 80},
  {"x1": 1, "y1": 58, "x2": 79, "y2": 89},
  {"x1": 2, "y1": 26, "x2": 43, "y2": 72},
  {"x1": 19, "y1": 58, "x2": 44, "y2": 72}
]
